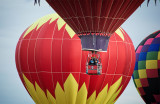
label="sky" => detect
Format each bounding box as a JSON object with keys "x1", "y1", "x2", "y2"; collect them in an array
[{"x1": 0, "y1": 0, "x2": 160, "y2": 104}]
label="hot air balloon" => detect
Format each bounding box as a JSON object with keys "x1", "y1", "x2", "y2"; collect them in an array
[
  {"x1": 45, "y1": 0, "x2": 144, "y2": 52},
  {"x1": 133, "y1": 30, "x2": 160, "y2": 104},
  {"x1": 15, "y1": 14, "x2": 135, "y2": 104}
]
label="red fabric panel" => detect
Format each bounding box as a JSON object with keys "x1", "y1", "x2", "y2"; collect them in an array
[
  {"x1": 52, "y1": 73, "x2": 64, "y2": 90},
  {"x1": 98, "y1": 0, "x2": 114, "y2": 33},
  {"x1": 80, "y1": 0, "x2": 92, "y2": 32},
  {"x1": 27, "y1": 39, "x2": 42, "y2": 86},
  {"x1": 104, "y1": 0, "x2": 123, "y2": 33},
  {"x1": 87, "y1": 75, "x2": 105, "y2": 97},
  {"x1": 52, "y1": 40, "x2": 62, "y2": 72},
  {"x1": 100, "y1": 75, "x2": 114, "y2": 91},
  {"x1": 35, "y1": 39, "x2": 52, "y2": 72},
  {"x1": 99, "y1": 52, "x2": 109, "y2": 73},
  {"x1": 123, "y1": 43, "x2": 131, "y2": 76},
  {"x1": 106, "y1": 41, "x2": 117, "y2": 74},
  {"x1": 38, "y1": 19, "x2": 57, "y2": 38},
  {"x1": 115, "y1": 0, "x2": 131, "y2": 18},
  {"x1": 91, "y1": 0, "x2": 102, "y2": 32},
  {"x1": 62, "y1": 30, "x2": 81, "y2": 73},
  {"x1": 62, "y1": 38, "x2": 81, "y2": 72},
  {"x1": 30, "y1": 26, "x2": 42, "y2": 39},
  {"x1": 28, "y1": 40, "x2": 36, "y2": 72},
  {"x1": 20, "y1": 40, "x2": 29, "y2": 73},
  {"x1": 78, "y1": 74, "x2": 90, "y2": 90},
  {"x1": 111, "y1": 75, "x2": 122, "y2": 86},
  {"x1": 70, "y1": 17, "x2": 83, "y2": 33},
  {"x1": 52, "y1": 24, "x2": 65, "y2": 38},
  {"x1": 38, "y1": 72, "x2": 54, "y2": 95},
  {"x1": 115, "y1": 42, "x2": 126, "y2": 74}
]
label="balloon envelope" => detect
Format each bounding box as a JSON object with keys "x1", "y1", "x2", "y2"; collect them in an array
[
  {"x1": 133, "y1": 30, "x2": 160, "y2": 104},
  {"x1": 15, "y1": 14, "x2": 135, "y2": 104},
  {"x1": 46, "y1": 0, "x2": 144, "y2": 34}
]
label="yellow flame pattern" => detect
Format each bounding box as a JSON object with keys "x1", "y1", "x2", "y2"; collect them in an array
[
  {"x1": 115, "y1": 27, "x2": 125, "y2": 41},
  {"x1": 23, "y1": 14, "x2": 75, "y2": 38},
  {"x1": 23, "y1": 74, "x2": 123, "y2": 104}
]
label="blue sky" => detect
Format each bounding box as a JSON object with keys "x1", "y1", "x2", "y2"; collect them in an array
[{"x1": 0, "y1": 0, "x2": 160, "y2": 104}]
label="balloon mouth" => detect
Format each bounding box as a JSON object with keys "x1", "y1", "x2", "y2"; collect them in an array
[{"x1": 78, "y1": 33, "x2": 110, "y2": 52}]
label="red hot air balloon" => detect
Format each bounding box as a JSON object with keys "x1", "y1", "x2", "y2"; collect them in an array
[
  {"x1": 45, "y1": 0, "x2": 144, "y2": 52},
  {"x1": 46, "y1": 0, "x2": 144, "y2": 34},
  {"x1": 15, "y1": 14, "x2": 135, "y2": 104}
]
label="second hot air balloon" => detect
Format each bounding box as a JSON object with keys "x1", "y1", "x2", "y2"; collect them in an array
[{"x1": 133, "y1": 30, "x2": 160, "y2": 104}]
